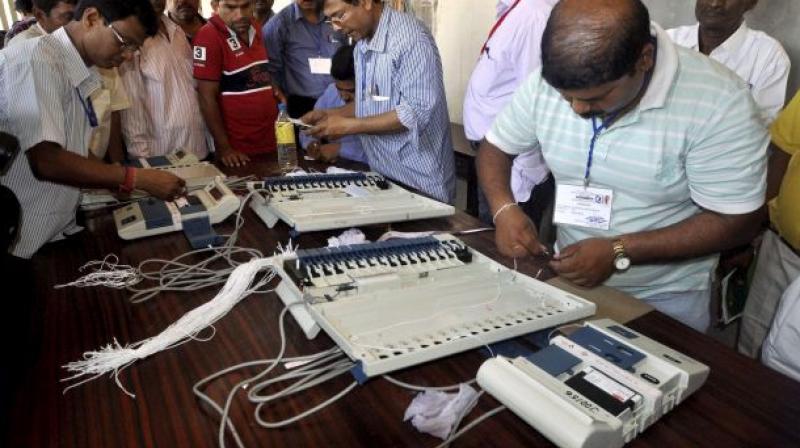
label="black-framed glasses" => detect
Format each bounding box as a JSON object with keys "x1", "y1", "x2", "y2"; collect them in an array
[{"x1": 107, "y1": 23, "x2": 141, "y2": 53}]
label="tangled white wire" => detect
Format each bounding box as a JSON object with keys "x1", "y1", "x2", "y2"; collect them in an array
[
  {"x1": 61, "y1": 257, "x2": 278, "y2": 398},
  {"x1": 54, "y1": 254, "x2": 141, "y2": 289}
]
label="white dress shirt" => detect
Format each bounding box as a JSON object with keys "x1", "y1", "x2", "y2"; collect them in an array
[
  {"x1": 0, "y1": 28, "x2": 102, "y2": 258},
  {"x1": 763, "y1": 275, "x2": 800, "y2": 382},
  {"x1": 667, "y1": 22, "x2": 790, "y2": 124},
  {"x1": 120, "y1": 16, "x2": 208, "y2": 158},
  {"x1": 463, "y1": 0, "x2": 557, "y2": 202}
]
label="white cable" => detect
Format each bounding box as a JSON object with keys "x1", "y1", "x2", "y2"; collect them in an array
[
  {"x1": 382, "y1": 375, "x2": 477, "y2": 392},
  {"x1": 61, "y1": 257, "x2": 277, "y2": 398},
  {"x1": 192, "y1": 303, "x2": 358, "y2": 448},
  {"x1": 434, "y1": 405, "x2": 506, "y2": 448}
]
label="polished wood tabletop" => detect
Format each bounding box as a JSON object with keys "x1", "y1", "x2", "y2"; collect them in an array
[{"x1": 5, "y1": 156, "x2": 800, "y2": 448}]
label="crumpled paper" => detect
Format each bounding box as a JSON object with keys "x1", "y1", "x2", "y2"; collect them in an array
[{"x1": 403, "y1": 384, "x2": 479, "y2": 440}]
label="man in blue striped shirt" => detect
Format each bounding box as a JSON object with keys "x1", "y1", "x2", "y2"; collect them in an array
[{"x1": 302, "y1": 0, "x2": 456, "y2": 204}]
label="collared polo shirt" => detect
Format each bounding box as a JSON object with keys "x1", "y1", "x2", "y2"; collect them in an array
[
  {"x1": 486, "y1": 23, "x2": 768, "y2": 299},
  {"x1": 121, "y1": 15, "x2": 208, "y2": 159},
  {"x1": 0, "y1": 27, "x2": 102, "y2": 258},
  {"x1": 262, "y1": 3, "x2": 342, "y2": 98},
  {"x1": 667, "y1": 22, "x2": 790, "y2": 124},
  {"x1": 768, "y1": 90, "x2": 800, "y2": 251},
  {"x1": 354, "y1": 7, "x2": 455, "y2": 204},
  {"x1": 193, "y1": 15, "x2": 277, "y2": 154}
]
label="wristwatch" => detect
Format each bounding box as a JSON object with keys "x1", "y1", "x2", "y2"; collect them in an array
[{"x1": 612, "y1": 239, "x2": 631, "y2": 271}]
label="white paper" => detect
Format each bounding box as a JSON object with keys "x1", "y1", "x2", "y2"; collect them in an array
[
  {"x1": 553, "y1": 183, "x2": 614, "y2": 230},
  {"x1": 309, "y1": 57, "x2": 332, "y2": 75}
]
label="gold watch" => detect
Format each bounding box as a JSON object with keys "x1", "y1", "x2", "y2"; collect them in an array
[{"x1": 612, "y1": 239, "x2": 631, "y2": 271}]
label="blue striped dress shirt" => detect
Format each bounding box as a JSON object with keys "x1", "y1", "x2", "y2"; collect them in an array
[{"x1": 354, "y1": 7, "x2": 455, "y2": 204}]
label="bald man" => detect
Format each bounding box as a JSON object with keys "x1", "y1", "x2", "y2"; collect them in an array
[{"x1": 478, "y1": 0, "x2": 767, "y2": 332}]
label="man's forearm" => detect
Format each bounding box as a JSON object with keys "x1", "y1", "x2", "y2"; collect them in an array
[
  {"x1": 349, "y1": 110, "x2": 406, "y2": 135},
  {"x1": 620, "y1": 209, "x2": 763, "y2": 264},
  {"x1": 27, "y1": 142, "x2": 126, "y2": 189},
  {"x1": 476, "y1": 140, "x2": 516, "y2": 214},
  {"x1": 327, "y1": 101, "x2": 355, "y2": 118},
  {"x1": 106, "y1": 111, "x2": 126, "y2": 163},
  {"x1": 197, "y1": 86, "x2": 233, "y2": 152}
]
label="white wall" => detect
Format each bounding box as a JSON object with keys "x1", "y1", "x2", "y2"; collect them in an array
[{"x1": 432, "y1": 0, "x2": 495, "y2": 124}]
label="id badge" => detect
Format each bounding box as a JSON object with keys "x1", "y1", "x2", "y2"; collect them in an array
[
  {"x1": 553, "y1": 183, "x2": 614, "y2": 230},
  {"x1": 309, "y1": 57, "x2": 332, "y2": 75}
]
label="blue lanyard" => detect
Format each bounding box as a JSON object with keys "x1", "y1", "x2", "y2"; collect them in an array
[
  {"x1": 76, "y1": 88, "x2": 98, "y2": 128},
  {"x1": 584, "y1": 113, "x2": 617, "y2": 187}
]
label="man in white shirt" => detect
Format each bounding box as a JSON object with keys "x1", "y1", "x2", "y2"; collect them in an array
[
  {"x1": 667, "y1": 0, "x2": 790, "y2": 124},
  {"x1": 0, "y1": 0, "x2": 185, "y2": 259},
  {"x1": 463, "y1": 0, "x2": 557, "y2": 227},
  {"x1": 8, "y1": 0, "x2": 131, "y2": 163},
  {"x1": 120, "y1": 0, "x2": 209, "y2": 159}
]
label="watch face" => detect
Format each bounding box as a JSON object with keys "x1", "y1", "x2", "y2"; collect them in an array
[{"x1": 615, "y1": 257, "x2": 631, "y2": 271}]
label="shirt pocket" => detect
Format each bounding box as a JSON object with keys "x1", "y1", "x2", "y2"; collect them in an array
[
  {"x1": 471, "y1": 49, "x2": 516, "y2": 99},
  {"x1": 366, "y1": 59, "x2": 394, "y2": 112}
]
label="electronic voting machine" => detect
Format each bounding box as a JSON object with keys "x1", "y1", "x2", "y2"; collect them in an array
[
  {"x1": 248, "y1": 172, "x2": 454, "y2": 234},
  {"x1": 81, "y1": 152, "x2": 225, "y2": 209},
  {"x1": 113, "y1": 177, "x2": 240, "y2": 247},
  {"x1": 477, "y1": 319, "x2": 710, "y2": 448},
  {"x1": 270, "y1": 234, "x2": 597, "y2": 378}
]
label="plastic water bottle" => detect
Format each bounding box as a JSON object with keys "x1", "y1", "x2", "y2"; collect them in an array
[{"x1": 275, "y1": 104, "x2": 298, "y2": 174}]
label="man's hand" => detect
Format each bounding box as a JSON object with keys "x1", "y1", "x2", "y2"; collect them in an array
[
  {"x1": 273, "y1": 86, "x2": 287, "y2": 105},
  {"x1": 302, "y1": 109, "x2": 328, "y2": 126},
  {"x1": 304, "y1": 114, "x2": 354, "y2": 141},
  {"x1": 307, "y1": 142, "x2": 341, "y2": 163},
  {"x1": 494, "y1": 205, "x2": 548, "y2": 258},
  {"x1": 549, "y1": 238, "x2": 616, "y2": 287},
  {"x1": 217, "y1": 147, "x2": 250, "y2": 168},
  {"x1": 137, "y1": 169, "x2": 186, "y2": 201}
]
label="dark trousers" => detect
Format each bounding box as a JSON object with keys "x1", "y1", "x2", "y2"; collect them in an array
[{"x1": 0, "y1": 254, "x2": 34, "y2": 440}]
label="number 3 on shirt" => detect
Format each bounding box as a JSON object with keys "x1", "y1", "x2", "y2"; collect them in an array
[{"x1": 193, "y1": 46, "x2": 207, "y2": 62}]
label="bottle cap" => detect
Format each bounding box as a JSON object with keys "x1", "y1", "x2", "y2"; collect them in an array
[{"x1": 278, "y1": 103, "x2": 287, "y2": 112}]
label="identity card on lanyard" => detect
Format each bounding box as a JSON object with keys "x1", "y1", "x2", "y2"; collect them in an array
[{"x1": 553, "y1": 115, "x2": 615, "y2": 230}]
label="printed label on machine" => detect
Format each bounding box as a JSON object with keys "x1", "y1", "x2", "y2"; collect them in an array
[{"x1": 582, "y1": 367, "x2": 637, "y2": 403}]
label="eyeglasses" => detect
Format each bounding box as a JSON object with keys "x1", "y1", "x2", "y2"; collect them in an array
[
  {"x1": 327, "y1": 6, "x2": 352, "y2": 24},
  {"x1": 108, "y1": 23, "x2": 141, "y2": 53}
]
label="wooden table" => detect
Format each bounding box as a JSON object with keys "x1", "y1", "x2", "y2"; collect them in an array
[{"x1": 5, "y1": 156, "x2": 800, "y2": 448}]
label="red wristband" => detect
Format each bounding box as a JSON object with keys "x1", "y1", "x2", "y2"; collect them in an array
[{"x1": 119, "y1": 166, "x2": 137, "y2": 194}]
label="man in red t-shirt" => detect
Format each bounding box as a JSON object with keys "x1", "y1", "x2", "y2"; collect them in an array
[{"x1": 193, "y1": 0, "x2": 283, "y2": 167}]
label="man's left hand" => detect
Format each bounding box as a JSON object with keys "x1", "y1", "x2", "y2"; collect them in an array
[
  {"x1": 307, "y1": 115, "x2": 354, "y2": 141},
  {"x1": 549, "y1": 238, "x2": 617, "y2": 287}
]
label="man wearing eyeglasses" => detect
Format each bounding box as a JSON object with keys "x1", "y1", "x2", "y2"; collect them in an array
[
  {"x1": 120, "y1": 0, "x2": 209, "y2": 160},
  {"x1": 300, "y1": 44, "x2": 366, "y2": 164},
  {"x1": 194, "y1": 0, "x2": 283, "y2": 168},
  {"x1": 302, "y1": 0, "x2": 455, "y2": 204},
  {"x1": 7, "y1": 0, "x2": 132, "y2": 164},
  {"x1": 0, "y1": 0, "x2": 186, "y2": 260}
]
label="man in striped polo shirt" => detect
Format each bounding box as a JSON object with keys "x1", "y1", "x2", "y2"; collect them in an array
[
  {"x1": 0, "y1": 0, "x2": 186, "y2": 259},
  {"x1": 478, "y1": 0, "x2": 767, "y2": 332},
  {"x1": 301, "y1": 0, "x2": 456, "y2": 204}
]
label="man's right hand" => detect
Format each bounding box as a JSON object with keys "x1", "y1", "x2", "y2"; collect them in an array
[
  {"x1": 217, "y1": 147, "x2": 250, "y2": 168},
  {"x1": 494, "y1": 205, "x2": 548, "y2": 258},
  {"x1": 301, "y1": 109, "x2": 328, "y2": 126},
  {"x1": 137, "y1": 169, "x2": 186, "y2": 201}
]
